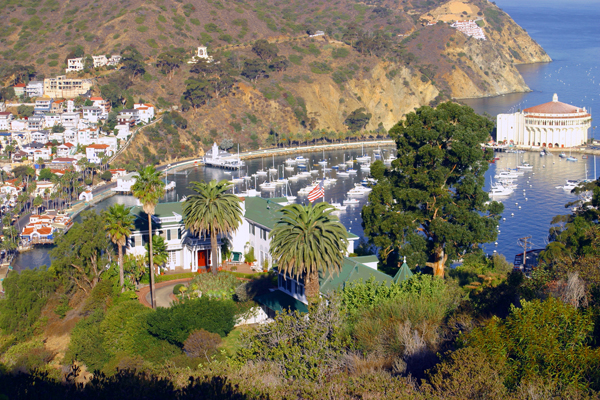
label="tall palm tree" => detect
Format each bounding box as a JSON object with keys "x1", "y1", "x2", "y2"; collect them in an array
[
  {"x1": 131, "y1": 166, "x2": 165, "y2": 308},
  {"x1": 270, "y1": 202, "x2": 348, "y2": 301},
  {"x1": 182, "y1": 179, "x2": 242, "y2": 275},
  {"x1": 103, "y1": 204, "x2": 135, "y2": 291}
]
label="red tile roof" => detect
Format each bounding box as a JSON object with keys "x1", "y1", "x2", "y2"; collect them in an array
[
  {"x1": 524, "y1": 95, "x2": 586, "y2": 115},
  {"x1": 87, "y1": 144, "x2": 109, "y2": 149},
  {"x1": 14, "y1": 83, "x2": 26, "y2": 87},
  {"x1": 90, "y1": 97, "x2": 104, "y2": 101}
]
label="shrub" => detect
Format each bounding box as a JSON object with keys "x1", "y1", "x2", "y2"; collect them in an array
[
  {"x1": 234, "y1": 275, "x2": 273, "y2": 302},
  {"x1": 66, "y1": 310, "x2": 111, "y2": 371},
  {"x1": 146, "y1": 297, "x2": 238, "y2": 346},
  {"x1": 183, "y1": 329, "x2": 222, "y2": 359},
  {"x1": 309, "y1": 61, "x2": 332, "y2": 74},
  {"x1": 136, "y1": 26, "x2": 148, "y2": 33},
  {"x1": 288, "y1": 54, "x2": 303, "y2": 65},
  {"x1": 331, "y1": 48, "x2": 349, "y2": 59},
  {"x1": 173, "y1": 283, "x2": 185, "y2": 295},
  {"x1": 100, "y1": 170, "x2": 113, "y2": 182},
  {"x1": 185, "y1": 272, "x2": 241, "y2": 300}
]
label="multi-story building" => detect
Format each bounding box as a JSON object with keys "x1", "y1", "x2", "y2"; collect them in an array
[
  {"x1": 60, "y1": 112, "x2": 80, "y2": 130},
  {"x1": 0, "y1": 112, "x2": 13, "y2": 131},
  {"x1": 13, "y1": 83, "x2": 26, "y2": 97},
  {"x1": 82, "y1": 106, "x2": 103, "y2": 123},
  {"x1": 66, "y1": 58, "x2": 84, "y2": 73},
  {"x1": 44, "y1": 76, "x2": 92, "y2": 98},
  {"x1": 27, "y1": 116, "x2": 45, "y2": 131},
  {"x1": 90, "y1": 97, "x2": 110, "y2": 116},
  {"x1": 85, "y1": 143, "x2": 112, "y2": 163},
  {"x1": 117, "y1": 109, "x2": 140, "y2": 127},
  {"x1": 92, "y1": 55, "x2": 108, "y2": 68},
  {"x1": 43, "y1": 113, "x2": 61, "y2": 128},
  {"x1": 26, "y1": 81, "x2": 44, "y2": 98},
  {"x1": 34, "y1": 97, "x2": 53, "y2": 113},
  {"x1": 133, "y1": 103, "x2": 155, "y2": 123}
]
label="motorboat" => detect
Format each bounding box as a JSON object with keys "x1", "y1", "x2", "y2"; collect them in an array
[
  {"x1": 276, "y1": 178, "x2": 288, "y2": 185},
  {"x1": 562, "y1": 179, "x2": 580, "y2": 191},
  {"x1": 259, "y1": 181, "x2": 277, "y2": 190},
  {"x1": 517, "y1": 163, "x2": 533, "y2": 169},
  {"x1": 318, "y1": 150, "x2": 328, "y2": 166},
  {"x1": 331, "y1": 202, "x2": 347, "y2": 211},
  {"x1": 567, "y1": 156, "x2": 578, "y2": 162},
  {"x1": 337, "y1": 171, "x2": 350, "y2": 177},
  {"x1": 285, "y1": 158, "x2": 296, "y2": 164},
  {"x1": 256, "y1": 169, "x2": 268, "y2": 176},
  {"x1": 494, "y1": 171, "x2": 518, "y2": 179},
  {"x1": 344, "y1": 198, "x2": 360, "y2": 205},
  {"x1": 295, "y1": 156, "x2": 306, "y2": 163},
  {"x1": 345, "y1": 158, "x2": 354, "y2": 165},
  {"x1": 489, "y1": 184, "x2": 513, "y2": 196},
  {"x1": 347, "y1": 168, "x2": 357, "y2": 174},
  {"x1": 559, "y1": 153, "x2": 567, "y2": 158},
  {"x1": 285, "y1": 166, "x2": 295, "y2": 171},
  {"x1": 331, "y1": 165, "x2": 339, "y2": 170}
]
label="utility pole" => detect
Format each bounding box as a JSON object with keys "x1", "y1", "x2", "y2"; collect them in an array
[{"x1": 517, "y1": 236, "x2": 533, "y2": 266}]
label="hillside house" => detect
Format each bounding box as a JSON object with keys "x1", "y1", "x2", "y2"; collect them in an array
[
  {"x1": 43, "y1": 113, "x2": 61, "y2": 128},
  {"x1": 28, "y1": 116, "x2": 45, "y2": 131},
  {"x1": 13, "y1": 83, "x2": 26, "y2": 97},
  {"x1": 26, "y1": 81, "x2": 44, "y2": 98},
  {"x1": 51, "y1": 157, "x2": 77, "y2": 169},
  {"x1": 51, "y1": 99, "x2": 65, "y2": 113},
  {"x1": 85, "y1": 143, "x2": 112, "y2": 163},
  {"x1": 112, "y1": 172, "x2": 139, "y2": 193},
  {"x1": 66, "y1": 58, "x2": 84, "y2": 73},
  {"x1": 33, "y1": 181, "x2": 56, "y2": 197},
  {"x1": 11, "y1": 119, "x2": 26, "y2": 131},
  {"x1": 107, "y1": 55, "x2": 121, "y2": 66},
  {"x1": 133, "y1": 103, "x2": 155, "y2": 123},
  {"x1": 56, "y1": 143, "x2": 74, "y2": 157},
  {"x1": 115, "y1": 124, "x2": 130, "y2": 139},
  {"x1": 90, "y1": 97, "x2": 110, "y2": 116},
  {"x1": 12, "y1": 151, "x2": 27, "y2": 162},
  {"x1": 60, "y1": 112, "x2": 80, "y2": 130},
  {"x1": 82, "y1": 106, "x2": 103, "y2": 123},
  {"x1": 117, "y1": 109, "x2": 140, "y2": 127},
  {"x1": 44, "y1": 76, "x2": 92, "y2": 98},
  {"x1": 32, "y1": 147, "x2": 51, "y2": 161},
  {"x1": 31, "y1": 130, "x2": 49, "y2": 143},
  {"x1": 92, "y1": 55, "x2": 108, "y2": 68},
  {"x1": 34, "y1": 98, "x2": 53, "y2": 112},
  {"x1": 0, "y1": 112, "x2": 13, "y2": 131},
  {"x1": 77, "y1": 127, "x2": 99, "y2": 145}
]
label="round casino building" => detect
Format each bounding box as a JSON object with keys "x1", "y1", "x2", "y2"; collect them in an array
[{"x1": 496, "y1": 94, "x2": 592, "y2": 148}]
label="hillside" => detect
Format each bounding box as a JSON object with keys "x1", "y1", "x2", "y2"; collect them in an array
[{"x1": 0, "y1": 0, "x2": 551, "y2": 166}]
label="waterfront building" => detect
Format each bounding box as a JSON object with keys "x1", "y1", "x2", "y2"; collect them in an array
[{"x1": 497, "y1": 94, "x2": 592, "y2": 148}]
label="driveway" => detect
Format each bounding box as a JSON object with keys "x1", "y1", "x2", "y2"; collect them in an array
[{"x1": 145, "y1": 282, "x2": 179, "y2": 308}]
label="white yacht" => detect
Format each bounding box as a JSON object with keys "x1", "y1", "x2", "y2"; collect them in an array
[
  {"x1": 337, "y1": 171, "x2": 350, "y2": 177},
  {"x1": 285, "y1": 158, "x2": 296, "y2": 165},
  {"x1": 344, "y1": 198, "x2": 360, "y2": 205},
  {"x1": 347, "y1": 168, "x2": 357, "y2": 174},
  {"x1": 517, "y1": 163, "x2": 533, "y2": 170},
  {"x1": 331, "y1": 201, "x2": 347, "y2": 211},
  {"x1": 489, "y1": 184, "x2": 513, "y2": 196},
  {"x1": 285, "y1": 166, "x2": 295, "y2": 171},
  {"x1": 256, "y1": 169, "x2": 268, "y2": 176}
]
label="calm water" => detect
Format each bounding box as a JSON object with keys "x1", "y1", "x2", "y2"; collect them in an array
[
  {"x1": 14, "y1": 0, "x2": 600, "y2": 270},
  {"x1": 462, "y1": 0, "x2": 600, "y2": 141}
]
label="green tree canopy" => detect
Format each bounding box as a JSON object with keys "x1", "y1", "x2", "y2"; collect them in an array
[
  {"x1": 270, "y1": 202, "x2": 348, "y2": 300},
  {"x1": 156, "y1": 48, "x2": 186, "y2": 80},
  {"x1": 344, "y1": 108, "x2": 372, "y2": 132},
  {"x1": 17, "y1": 105, "x2": 34, "y2": 117},
  {"x1": 251, "y1": 39, "x2": 279, "y2": 61},
  {"x1": 50, "y1": 211, "x2": 113, "y2": 294},
  {"x1": 362, "y1": 102, "x2": 502, "y2": 277},
  {"x1": 120, "y1": 45, "x2": 145, "y2": 79},
  {"x1": 103, "y1": 204, "x2": 135, "y2": 290},
  {"x1": 38, "y1": 168, "x2": 55, "y2": 181}
]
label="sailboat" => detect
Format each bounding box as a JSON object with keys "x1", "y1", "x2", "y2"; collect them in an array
[
  {"x1": 256, "y1": 158, "x2": 268, "y2": 176},
  {"x1": 269, "y1": 155, "x2": 278, "y2": 173},
  {"x1": 337, "y1": 154, "x2": 348, "y2": 169},
  {"x1": 566, "y1": 148, "x2": 578, "y2": 162},
  {"x1": 356, "y1": 143, "x2": 371, "y2": 163},
  {"x1": 284, "y1": 180, "x2": 296, "y2": 203},
  {"x1": 318, "y1": 150, "x2": 328, "y2": 166}
]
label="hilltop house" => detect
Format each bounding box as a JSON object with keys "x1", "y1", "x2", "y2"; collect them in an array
[{"x1": 66, "y1": 58, "x2": 84, "y2": 73}]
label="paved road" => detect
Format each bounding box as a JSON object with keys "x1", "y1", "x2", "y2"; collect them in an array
[{"x1": 145, "y1": 282, "x2": 179, "y2": 308}]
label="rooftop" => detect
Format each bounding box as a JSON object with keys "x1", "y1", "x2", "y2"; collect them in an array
[{"x1": 524, "y1": 94, "x2": 587, "y2": 115}]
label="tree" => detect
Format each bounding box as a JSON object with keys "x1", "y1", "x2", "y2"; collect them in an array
[
  {"x1": 362, "y1": 102, "x2": 502, "y2": 277},
  {"x1": 32, "y1": 195, "x2": 43, "y2": 214},
  {"x1": 241, "y1": 59, "x2": 268, "y2": 82},
  {"x1": 269, "y1": 203, "x2": 348, "y2": 300},
  {"x1": 182, "y1": 180, "x2": 243, "y2": 275},
  {"x1": 145, "y1": 235, "x2": 168, "y2": 275},
  {"x1": 103, "y1": 204, "x2": 135, "y2": 291},
  {"x1": 52, "y1": 124, "x2": 66, "y2": 133},
  {"x1": 120, "y1": 45, "x2": 145, "y2": 80},
  {"x1": 344, "y1": 108, "x2": 372, "y2": 132},
  {"x1": 100, "y1": 170, "x2": 113, "y2": 182},
  {"x1": 131, "y1": 166, "x2": 165, "y2": 308},
  {"x1": 251, "y1": 39, "x2": 279, "y2": 61},
  {"x1": 38, "y1": 168, "x2": 55, "y2": 181},
  {"x1": 157, "y1": 49, "x2": 185, "y2": 80},
  {"x1": 50, "y1": 211, "x2": 113, "y2": 294},
  {"x1": 17, "y1": 105, "x2": 34, "y2": 117}
]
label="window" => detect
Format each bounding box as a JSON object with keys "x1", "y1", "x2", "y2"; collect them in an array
[
  {"x1": 286, "y1": 278, "x2": 292, "y2": 293},
  {"x1": 177, "y1": 229, "x2": 181, "y2": 239},
  {"x1": 249, "y1": 224, "x2": 255, "y2": 235},
  {"x1": 296, "y1": 283, "x2": 304, "y2": 296},
  {"x1": 167, "y1": 229, "x2": 171, "y2": 241},
  {"x1": 130, "y1": 236, "x2": 136, "y2": 247}
]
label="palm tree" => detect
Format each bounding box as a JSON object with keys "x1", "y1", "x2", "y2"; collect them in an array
[
  {"x1": 145, "y1": 235, "x2": 168, "y2": 276},
  {"x1": 104, "y1": 204, "x2": 135, "y2": 291},
  {"x1": 270, "y1": 202, "x2": 348, "y2": 301},
  {"x1": 131, "y1": 166, "x2": 165, "y2": 308},
  {"x1": 182, "y1": 179, "x2": 243, "y2": 275}
]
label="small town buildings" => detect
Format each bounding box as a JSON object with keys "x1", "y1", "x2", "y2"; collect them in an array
[
  {"x1": 32, "y1": 147, "x2": 51, "y2": 161},
  {"x1": 449, "y1": 20, "x2": 486, "y2": 40},
  {"x1": 107, "y1": 55, "x2": 121, "y2": 66},
  {"x1": 61, "y1": 112, "x2": 80, "y2": 130},
  {"x1": 43, "y1": 113, "x2": 61, "y2": 128},
  {"x1": 77, "y1": 127, "x2": 100, "y2": 145},
  {"x1": 20, "y1": 212, "x2": 73, "y2": 244},
  {"x1": 28, "y1": 116, "x2": 45, "y2": 131},
  {"x1": 0, "y1": 112, "x2": 13, "y2": 131},
  {"x1": 92, "y1": 55, "x2": 108, "y2": 68},
  {"x1": 33, "y1": 181, "x2": 56, "y2": 197},
  {"x1": 12, "y1": 150, "x2": 27, "y2": 162},
  {"x1": 56, "y1": 143, "x2": 75, "y2": 157},
  {"x1": 109, "y1": 168, "x2": 127, "y2": 179},
  {"x1": 34, "y1": 97, "x2": 53, "y2": 113},
  {"x1": 66, "y1": 58, "x2": 84, "y2": 73},
  {"x1": 112, "y1": 172, "x2": 139, "y2": 193},
  {"x1": 133, "y1": 103, "x2": 155, "y2": 123},
  {"x1": 51, "y1": 157, "x2": 77, "y2": 168},
  {"x1": 85, "y1": 143, "x2": 112, "y2": 163},
  {"x1": 82, "y1": 106, "x2": 103, "y2": 123},
  {"x1": 44, "y1": 76, "x2": 92, "y2": 98},
  {"x1": 51, "y1": 99, "x2": 65, "y2": 113},
  {"x1": 90, "y1": 97, "x2": 110, "y2": 116},
  {"x1": 31, "y1": 130, "x2": 49, "y2": 143},
  {"x1": 13, "y1": 83, "x2": 26, "y2": 97},
  {"x1": 11, "y1": 119, "x2": 27, "y2": 131},
  {"x1": 26, "y1": 81, "x2": 44, "y2": 98},
  {"x1": 497, "y1": 94, "x2": 592, "y2": 148},
  {"x1": 79, "y1": 189, "x2": 93, "y2": 202},
  {"x1": 117, "y1": 109, "x2": 140, "y2": 127}
]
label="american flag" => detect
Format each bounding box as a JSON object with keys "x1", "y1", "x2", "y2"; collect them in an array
[{"x1": 307, "y1": 179, "x2": 325, "y2": 203}]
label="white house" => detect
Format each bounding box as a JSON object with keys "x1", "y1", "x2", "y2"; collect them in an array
[
  {"x1": 79, "y1": 189, "x2": 93, "y2": 202},
  {"x1": 32, "y1": 147, "x2": 51, "y2": 161},
  {"x1": 27, "y1": 116, "x2": 45, "y2": 131},
  {"x1": 66, "y1": 58, "x2": 84, "y2": 73},
  {"x1": 82, "y1": 106, "x2": 103, "y2": 123},
  {"x1": 112, "y1": 172, "x2": 139, "y2": 193},
  {"x1": 56, "y1": 142, "x2": 75, "y2": 158},
  {"x1": 26, "y1": 81, "x2": 44, "y2": 98},
  {"x1": 92, "y1": 55, "x2": 108, "y2": 68},
  {"x1": 77, "y1": 128, "x2": 99, "y2": 146},
  {"x1": 90, "y1": 97, "x2": 110, "y2": 117},
  {"x1": 107, "y1": 55, "x2": 121, "y2": 66},
  {"x1": 117, "y1": 109, "x2": 140, "y2": 127},
  {"x1": 0, "y1": 112, "x2": 13, "y2": 131},
  {"x1": 61, "y1": 112, "x2": 80, "y2": 130},
  {"x1": 31, "y1": 130, "x2": 49, "y2": 143},
  {"x1": 133, "y1": 103, "x2": 155, "y2": 123},
  {"x1": 11, "y1": 119, "x2": 27, "y2": 131},
  {"x1": 32, "y1": 181, "x2": 56, "y2": 197},
  {"x1": 85, "y1": 143, "x2": 112, "y2": 163},
  {"x1": 43, "y1": 113, "x2": 61, "y2": 128},
  {"x1": 115, "y1": 124, "x2": 130, "y2": 140}
]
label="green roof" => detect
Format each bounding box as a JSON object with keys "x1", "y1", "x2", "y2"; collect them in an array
[
  {"x1": 270, "y1": 197, "x2": 289, "y2": 204},
  {"x1": 131, "y1": 202, "x2": 184, "y2": 231},
  {"x1": 319, "y1": 256, "x2": 393, "y2": 294},
  {"x1": 352, "y1": 255, "x2": 379, "y2": 264},
  {"x1": 255, "y1": 290, "x2": 309, "y2": 314},
  {"x1": 393, "y1": 258, "x2": 414, "y2": 284},
  {"x1": 244, "y1": 197, "x2": 358, "y2": 241}
]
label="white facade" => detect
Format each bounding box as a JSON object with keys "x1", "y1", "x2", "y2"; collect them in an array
[
  {"x1": 32, "y1": 148, "x2": 51, "y2": 161},
  {"x1": 31, "y1": 131, "x2": 49, "y2": 143},
  {"x1": 11, "y1": 119, "x2": 27, "y2": 131},
  {"x1": 82, "y1": 106, "x2": 103, "y2": 123},
  {"x1": 115, "y1": 124, "x2": 130, "y2": 139},
  {"x1": 133, "y1": 103, "x2": 155, "y2": 123},
  {"x1": 113, "y1": 172, "x2": 138, "y2": 192},
  {"x1": 66, "y1": 58, "x2": 84, "y2": 73},
  {"x1": 85, "y1": 144, "x2": 112, "y2": 163},
  {"x1": 497, "y1": 94, "x2": 592, "y2": 148},
  {"x1": 44, "y1": 113, "x2": 61, "y2": 128},
  {"x1": 61, "y1": 112, "x2": 80, "y2": 130},
  {"x1": 92, "y1": 55, "x2": 108, "y2": 68},
  {"x1": 0, "y1": 113, "x2": 13, "y2": 131},
  {"x1": 26, "y1": 81, "x2": 44, "y2": 98}
]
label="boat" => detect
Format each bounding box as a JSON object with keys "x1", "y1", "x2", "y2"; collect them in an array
[
  {"x1": 337, "y1": 171, "x2": 350, "y2": 177},
  {"x1": 323, "y1": 177, "x2": 337, "y2": 186},
  {"x1": 268, "y1": 155, "x2": 278, "y2": 173},
  {"x1": 285, "y1": 158, "x2": 296, "y2": 165},
  {"x1": 331, "y1": 201, "x2": 347, "y2": 211},
  {"x1": 288, "y1": 174, "x2": 300, "y2": 181},
  {"x1": 517, "y1": 163, "x2": 533, "y2": 170},
  {"x1": 347, "y1": 168, "x2": 357, "y2": 174},
  {"x1": 295, "y1": 156, "x2": 306, "y2": 163},
  {"x1": 494, "y1": 170, "x2": 519, "y2": 179},
  {"x1": 356, "y1": 143, "x2": 371, "y2": 163},
  {"x1": 582, "y1": 154, "x2": 588, "y2": 159},
  {"x1": 540, "y1": 151, "x2": 546, "y2": 157},
  {"x1": 345, "y1": 157, "x2": 354, "y2": 165},
  {"x1": 384, "y1": 155, "x2": 396, "y2": 165},
  {"x1": 566, "y1": 156, "x2": 578, "y2": 162},
  {"x1": 285, "y1": 166, "x2": 294, "y2": 171},
  {"x1": 344, "y1": 198, "x2": 360, "y2": 205},
  {"x1": 259, "y1": 181, "x2": 277, "y2": 190},
  {"x1": 331, "y1": 165, "x2": 339, "y2": 170},
  {"x1": 256, "y1": 169, "x2": 268, "y2": 176},
  {"x1": 243, "y1": 175, "x2": 251, "y2": 180},
  {"x1": 318, "y1": 150, "x2": 328, "y2": 166},
  {"x1": 561, "y1": 179, "x2": 580, "y2": 191},
  {"x1": 489, "y1": 184, "x2": 514, "y2": 196},
  {"x1": 559, "y1": 153, "x2": 567, "y2": 158}
]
